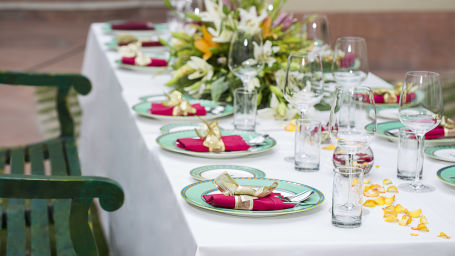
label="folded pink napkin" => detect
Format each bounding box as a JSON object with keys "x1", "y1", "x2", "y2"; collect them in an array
[
  {"x1": 118, "y1": 41, "x2": 164, "y2": 47},
  {"x1": 426, "y1": 126, "x2": 453, "y2": 139},
  {"x1": 176, "y1": 135, "x2": 251, "y2": 152},
  {"x1": 111, "y1": 21, "x2": 155, "y2": 30},
  {"x1": 150, "y1": 103, "x2": 206, "y2": 116},
  {"x1": 203, "y1": 193, "x2": 294, "y2": 211},
  {"x1": 121, "y1": 57, "x2": 167, "y2": 67},
  {"x1": 373, "y1": 92, "x2": 417, "y2": 104}
]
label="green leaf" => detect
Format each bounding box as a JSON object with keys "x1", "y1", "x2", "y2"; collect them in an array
[
  {"x1": 185, "y1": 13, "x2": 201, "y2": 22},
  {"x1": 163, "y1": 0, "x2": 174, "y2": 10},
  {"x1": 210, "y1": 77, "x2": 229, "y2": 102}
]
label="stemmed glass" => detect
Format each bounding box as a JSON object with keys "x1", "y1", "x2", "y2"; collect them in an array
[
  {"x1": 283, "y1": 52, "x2": 324, "y2": 162},
  {"x1": 228, "y1": 30, "x2": 264, "y2": 88},
  {"x1": 332, "y1": 37, "x2": 369, "y2": 88},
  {"x1": 302, "y1": 14, "x2": 331, "y2": 48},
  {"x1": 398, "y1": 71, "x2": 443, "y2": 193},
  {"x1": 329, "y1": 86, "x2": 377, "y2": 165}
]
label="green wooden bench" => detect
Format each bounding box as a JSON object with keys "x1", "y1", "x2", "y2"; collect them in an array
[{"x1": 0, "y1": 71, "x2": 124, "y2": 256}]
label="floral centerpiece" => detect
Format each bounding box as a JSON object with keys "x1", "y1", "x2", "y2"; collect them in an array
[{"x1": 163, "y1": 0, "x2": 313, "y2": 119}]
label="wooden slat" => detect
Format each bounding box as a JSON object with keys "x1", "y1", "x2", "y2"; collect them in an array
[
  {"x1": 29, "y1": 145, "x2": 51, "y2": 256},
  {"x1": 47, "y1": 140, "x2": 76, "y2": 256},
  {"x1": 6, "y1": 149, "x2": 26, "y2": 256},
  {"x1": 0, "y1": 150, "x2": 6, "y2": 174},
  {"x1": 64, "y1": 139, "x2": 81, "y2": 176}
]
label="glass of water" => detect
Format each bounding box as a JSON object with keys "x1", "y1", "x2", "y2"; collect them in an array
[
  {"x1": 234, "y1": 88, "x2": 257, "y2": 131},
  {"x1": 295, "y1": 119, "x2": 321, "y2": 171},
  {"x1": 332, "y1": 167, "x2": 364, "y2": 228},
  {"x1": 397, "y1": 128, "x2": 422, "y2": 180}
]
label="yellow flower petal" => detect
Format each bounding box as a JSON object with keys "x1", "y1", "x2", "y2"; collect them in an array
[
  {"x1": 411, "y1": 223, "x2": 429, "y2": 232},
  {"x1": 438, "y1": 232, "x2": 451, "y2": 239},
  {"x1": 363, "y1": 200, "x2": 377, "y2": 207},
  {"x1": 375, "y1": 165, "x2": 380, "y2": 168},
  {"x1": 399, "y1": 215, "x2": 412, "y2": 226},
  {"x1": 322, "y1": 144, "x2": 336, "y2": 150},
  {"x1": 383, "y1": 179, "x2": 393, "y2": 185},
  {"x1": 374, "y1": 197, "x2": 386, "y2": 206},
  {"x1": 420, "y1": 215, "x2": 429, "y2": 225},
  {"x1": 363, "y1": 178, "x2": 371, "y2": 184},
  {"x1": 395, "y1": 204, "x2": 405, "y2": 213},
  {"x1": 285, "y1": 120, "x2": 296, "y2": 132},
  {"x1": 384, "y1": 215, "x2": 398, "y2": 222},
  {"x1": 364, "y1": 190, "x2": 379, "y2": 197},
  {"x1": 408, "y1": 209, "x2": 422, "y2": 218},
  {"x1": 351, "y1": 177, "x2": 359, "y2": 186},
  {"x1": 410, "y1": 233, "x2": 419, "y2": 236},
  {"x1": 386, "y1": 185, "x2": 399, "y2": 193},
  {"x1": 384, "y1": 195, "x2": 395, "y2": 205}
]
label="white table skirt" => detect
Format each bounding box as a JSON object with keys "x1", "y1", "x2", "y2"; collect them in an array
[{"x1": 79, "y1": 23, "x2": 455, "y2": 256}]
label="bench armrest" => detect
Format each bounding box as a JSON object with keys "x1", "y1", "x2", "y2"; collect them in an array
[{"x1": 0, "y1": 174, "x2": 124, "y2": 212}]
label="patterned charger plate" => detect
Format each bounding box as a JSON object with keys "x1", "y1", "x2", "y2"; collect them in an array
[
  {"x1": 133, "y1": 95, "x2": 233, "y2": 121},
  {"x1": 189, "y1": 165, "x2": 265, "y2": 181},
  {"x1": 156, "y1": 130, "x2": 276, "y2": 159},
  {"x1": 436, "y1": 165, "x2": 455, "y2": 187},
  {"x1": 425, "y1": 145, "x2": 455, "y2": 163},
  {"x1": 181, "y1": 177, "x2": 325, "y2": 217}
]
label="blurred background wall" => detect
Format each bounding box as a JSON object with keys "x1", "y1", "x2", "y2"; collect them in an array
[{"x1": 0, "y1": 0, "x2": 454, "y2": 144}]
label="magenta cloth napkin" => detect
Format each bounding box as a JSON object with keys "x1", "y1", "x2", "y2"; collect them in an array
[
  {"x1": 176, "y1": 135, "x2": 251, "y2": 152},
  {"x1": 111, "y1": 21, "x2": 155, "y2": 30},
  {"x1": 373, "y1": 92, "x2": 417, "y2": 104},
  {"x1": 150, "y1": 103, "x2": 206, "y2": 116},
  {"x1": 121, "y1": 57, "x2": 167, "y2": 67},
  {"x1": 118, "y1": 41, "x2": 163, "y2": 47},
  {"x1": 203, "y1": 193, "x2": 294, "y2": 211}
]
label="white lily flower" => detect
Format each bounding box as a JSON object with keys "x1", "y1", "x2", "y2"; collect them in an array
[
  {"x1": 187, "y1": 56, "x2": 214, "y2": 81},
  {"x1": 238, "y1": 6, "x2": 267, "y2": 33},
  {"x1": 254, "y1": 40, "x2": 278, "y2": 67},
  {"x1": 245, "y1": 77, "x2": 260, "y2": 92},
  {"x1": 134, "y1": 52, "x2": 151, "y2": 66},
  {"x1": 274, "y1": 69, "x2": 286, "y2": 90},
  {"x1": 198, "y1": 0, "x2": 234, "y2": 42},
  {"x1": 199, "y1": 0, "x2": 224, "y2": 24}
]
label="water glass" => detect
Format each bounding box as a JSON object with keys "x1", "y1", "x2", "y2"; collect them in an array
[
  {"x1": 397, "y1": 128, "x2": 422, "y2": 180},
  {"x1": 294, "y1": 119, "x2": 321, "y2": 171},
  {"x1": 332, "y1": 167, "x2": 364, "y2": 228},
  {"x1": 234, "y1": 88, "x2": 257, "y2": 131}
]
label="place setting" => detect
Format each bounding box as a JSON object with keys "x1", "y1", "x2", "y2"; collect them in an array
[
  {"x1": 106, "y1": 34, "x2": 168, "y2": 53},
  {"x1": 102, "y1": 20, "x2": 168, "y2": 36}
]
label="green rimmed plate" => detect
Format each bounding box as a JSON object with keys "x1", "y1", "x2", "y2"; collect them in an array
[
  {"x1": 156, "y1": 130, "x2": 276, "y2": 159},
  {"x1": 190, "y1": 165, "x2": 266, "y2": 181},
  {"x1": 102, "y1": 22, "x2": 168, "y2": 36},
  {"x1": 436, "y1": 165, "x2": 455, "y2": 187},
  {"x1": 115, "y1": 60, "x2": 169, "y2": 73},
  {"x1": 105, "y1": 39, "x2": 168, "y2": 53},
  {"x1": 160, "y1": 122, "x2": 226, "y2": 134},
  {"x1": 133, "y1": 95, "x2": 233, "y2": 121},
  {"x1": 365, "y1": 121, "x2": 455, "y2": 144},
  {"x1": 181, "y1": 177, "x2": 324, "y2": 217},
  {"x1": 425, "y1": 145, "x2": 455, "y2": 163}
]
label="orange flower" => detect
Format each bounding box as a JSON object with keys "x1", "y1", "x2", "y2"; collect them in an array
[
  {"x1": 194, "y1": 26, "x2": 219, "y2": 60},
  {"x1": 261, "y1": 17, "x2": 273, "y2": 39}
]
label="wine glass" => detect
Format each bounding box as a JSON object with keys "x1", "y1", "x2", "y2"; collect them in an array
[
  {"x1": 332, "y1": 37, "x2": 369, "y2": 88},
  {"x1": 329, "y1": 86, "x2": 377, "y2": 165},
  {"x1": 302, "y1": 14, "x2": 331, "y2": 48},
  {"x1": 228, "y1": 30, "x2": 264, "y2": 88},
  {"x1": 398, "y1": 71, "x2": 443, "y2": 193},
  {"x1": 283, "y1": 52, "x2": 324, "y2": 162}
]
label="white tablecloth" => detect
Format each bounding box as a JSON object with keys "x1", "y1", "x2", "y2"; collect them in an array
[{"x1": 79, "y1": 23, "x2": 455, "y2": 256}]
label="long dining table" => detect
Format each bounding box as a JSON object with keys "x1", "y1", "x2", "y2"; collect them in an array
[{"x1": 79, "y1": 23, "x2": 455, "y2": 256}]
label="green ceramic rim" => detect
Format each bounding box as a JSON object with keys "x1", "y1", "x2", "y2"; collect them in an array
[
  {"x1": 156, "y1": 129, "x2": 276, "y2": 159},
  {"x1": 133, "y1": 98, "x2": 234, "y2": 120},
  {"x1": 180, "y1": 177, "x2": 325, "y2": 216},
  {"x1": 365, "y1": 121, "x2": 455, "y2": 143},
  {"x1": 160, "y1": 122, "x2": 203, "y2": 134},
  {"x1": 189, "y1": 165, "x2": 266, "y2": 181},
  {"x1": 425, "y1": 145, "x2": 455, "y2": 163},
  {"x1": 436, "y1": 165, "x2": 455, "y2": 187}
]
